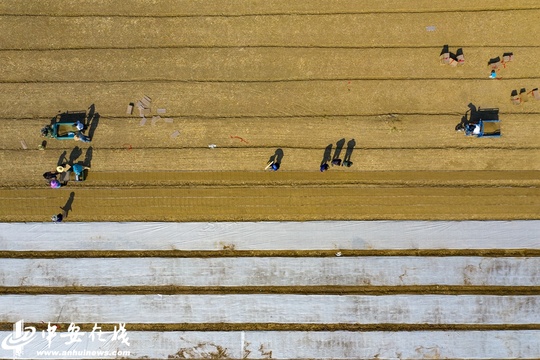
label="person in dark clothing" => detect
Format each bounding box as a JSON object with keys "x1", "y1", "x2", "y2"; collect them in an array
[
  {"x1": 43, "y1": 171, "x2": 59, "y2": 181},
  {"x1": 270, "y1": 162, "x2": 280, "y2": 171},
  {"x1": 43, "y1": 170, "x2": 62, "y2": 188}
]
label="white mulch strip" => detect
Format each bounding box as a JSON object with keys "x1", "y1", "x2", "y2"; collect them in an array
[
  {"x1": 1, "y1": 256, "x2": 538, "y2": 287},
  {"x1": 1, "y1": 221, "x2": 538, "y2": 251},
  {"x1": 0, "y1": 295, "x2": 538, "y2": 324}
]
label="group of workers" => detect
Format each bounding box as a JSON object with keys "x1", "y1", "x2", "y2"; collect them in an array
[
  {"x1": 43, "y1": 163, "x2": 89, "y2": 188},
  {"x1": 42, "y1": 118, "x2": 93, "y2": 222},
  {"x1": 44, "y1": 164, "x2": 89, "y2": 223},
  {"x1": 488, "y1": 52, "x2": 514, "y2": 79},
  {"x1": 266, "y1": 153, "x2": 354, "y2": 173}
]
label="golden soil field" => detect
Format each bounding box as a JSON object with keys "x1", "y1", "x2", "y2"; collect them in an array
[{"x1": 0, "y1": 0, "x2": 539, "y2": 221}]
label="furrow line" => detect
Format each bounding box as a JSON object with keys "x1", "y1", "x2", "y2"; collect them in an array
[
  {"x1": 0, "y1": 323, "x2": 538, "y2": 332},
  {"x1": 3, "y1": 146, "x2": 540, "y2": 151},
  {"x1": 2, "y1": 8, "x2": 540, "y2": 17},
  {"x1": 0, "y1": 77, "x2": 540, "y2": 84},
  {"x1": 1, "y1": 285, "x2": 539, "y2": 296},
  {"x1": 2, "y1": 45, "x2": 540, "y2": 51},
  {"x1": 1, "y1": 249, "x2": 540, "y2": 258},
  {"x1": 6, "y1": 112, "x2": 540, "y2": 121},
  {"x1": 2, "y1": 183, "x2": 539, "y2": 191}
]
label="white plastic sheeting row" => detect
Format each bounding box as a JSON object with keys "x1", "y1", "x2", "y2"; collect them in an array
[
  {"x1": 1, "y1": 331, "x2": 539, "y2": 359},
  {"x1": 1, "y1": 221, "x2": 539, "y2": 251},
  {"x1": 1, "y1": 295, "x2": 538, "y2": 324},
  {"x1": 1, "y1": 257, "x2": 539, "y2": 287},
  {"x1": 1, "y1": 221, "x2": 538, "y2": 359}
]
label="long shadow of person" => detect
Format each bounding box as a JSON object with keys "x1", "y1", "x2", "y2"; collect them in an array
[
  {"x1": 333, "y1": 138, "x2": 345, "y2": 161},
  {"x1": 467, "y1": 103, "x2": 479, "y2": 123},
  {"x1": 343, "y1": 139, "x2": 356, "y2": 166},
  {"x1": 455, "y1": 115, "x2": 469, "y2": 131},
  {"x1": 267, "y1": 148, "x2": 284, "y2": 170},
  {"x1": 271, "y1": 148, "x2": 284, "y2": 164},
  {"x1": 456, "y1": 103, "x2": 480, "y2": 131},
  {"x1": 86, "y1": 104, "x2": 95, "y2": 128},
  {"x1": 57, "y1": 151, "x2": 67, "y2": 166},
  {"x1": 87, "y1": 112, "x2": 100, "y2": 139},
  {"x1": 68, "y1": 146, "x2": 83, "y2": 165},
  {"x1": 60, "y1": 192, "x2": 75, "y2": 219},
  {"x1": 84, "y1": 147, "x2": 93, "y2": 168},
  {"x1": 321, "y1": 144, "x2": 332, "y2": 166}
]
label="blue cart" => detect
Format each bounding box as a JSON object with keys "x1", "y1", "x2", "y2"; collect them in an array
[
  {"x1": 465, "y1": 108, "x2": 501, "y2": 137},
  {"x1": 41, "y1": 111, "x2": 86, "y2": 140}
]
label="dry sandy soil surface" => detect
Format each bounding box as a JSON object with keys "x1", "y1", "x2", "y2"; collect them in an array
[
  {"x1": 0, "y1": 2, "x2": 540, "y2": 359},
  {"x1": 0, "y1": 0, "x2": 539, "y2": 222}
]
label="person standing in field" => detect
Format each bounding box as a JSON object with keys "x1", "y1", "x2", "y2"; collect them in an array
[{"x1": 74, "y1": 132, "x2": 91, "y2": 143}]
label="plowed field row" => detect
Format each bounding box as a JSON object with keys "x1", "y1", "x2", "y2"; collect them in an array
[
  {"x1": 1, "y1": 48, "x2": 540, "y2": 82},
  {"x1": 1, "y1": 10, "x2": 539, "y2": 49},
  {"x1": 3, "y1": 0, "x2": 540, "y2": 16}
]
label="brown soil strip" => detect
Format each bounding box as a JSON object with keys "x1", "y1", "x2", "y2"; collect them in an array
[
  {"x1": 4, "y1": 48, "x2": 540, "y2": 84},
  {"x1": 4, "y1": 170, "x2": 540, "y2": 189},
  {"x1": 3, "y1": 0, "x2": 539, "y2": 17},
  {"x1": 5, "y1": 170, "x2": 540, "y2": 188},
  {"x1": 3, "y1": 10, "x2": 540, "y2": 51},
  {"x1": 4, "y1": 3, "x2": 540, "y2": 17},
  {"x1": 2, "y1": 249, "x2": 540, "y2": 258},
  {"x1": 0, "y1": 322, "x2": 537, "y2": 332},
  {"x1": 1, "y1": 186, "x2": 538, "y2": 222},
  {"x1": 1, "y1": 285, "x2": 539, "y2": 296},
  {"x1": 0, "y1": 81, "x2": 538, "y2": 120}
]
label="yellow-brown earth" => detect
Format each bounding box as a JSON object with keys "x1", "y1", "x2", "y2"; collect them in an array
[{"x1": 0, "y1": 0, "x2": 539, "y2": 221}]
